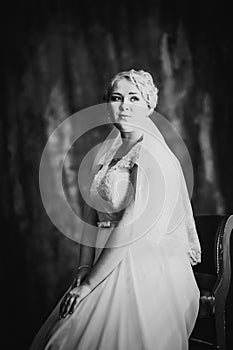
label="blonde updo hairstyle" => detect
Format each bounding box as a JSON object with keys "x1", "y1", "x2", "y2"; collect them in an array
[{"x1": 104, "y1": 69, "x2": 159, "y2": 114}]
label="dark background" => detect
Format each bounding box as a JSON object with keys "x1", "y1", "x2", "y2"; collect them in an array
[{"x1": 0, "y1": 0, "x2": 232, "y2": 349}]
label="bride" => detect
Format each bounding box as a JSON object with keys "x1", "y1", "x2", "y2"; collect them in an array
[{"x1": 30, "y1": 69, "x2": 201, "y2": 350}]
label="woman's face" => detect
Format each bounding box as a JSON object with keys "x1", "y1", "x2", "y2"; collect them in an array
[{"x1": 108, "y1": 79, "x2": 151, "y2": 133}]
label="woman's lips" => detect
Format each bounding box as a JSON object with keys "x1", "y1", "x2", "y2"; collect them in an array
[{"x1": 119, "y1": 114, "x2": 131, "y2": 120}]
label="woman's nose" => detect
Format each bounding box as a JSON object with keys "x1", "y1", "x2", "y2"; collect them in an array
[{"x1": 120, "y1": 99, "x2": 130, "y2": 110}]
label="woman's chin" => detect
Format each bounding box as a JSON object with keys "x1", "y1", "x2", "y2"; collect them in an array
[{"x1": 115, "y1": 122, "x2": 137, "y2": 132}]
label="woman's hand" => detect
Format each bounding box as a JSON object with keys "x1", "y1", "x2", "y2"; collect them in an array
[{"x1": 59, "y1": 283, "x2": 92, "y2": 319}]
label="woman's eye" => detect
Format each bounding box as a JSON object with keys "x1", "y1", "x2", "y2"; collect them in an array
[
  {"x1": 130, "y1": 96, "x2": 140, "y2": 102},
  {"x1": 110, "y1": 95, "x2": 121, "y2": 102}
]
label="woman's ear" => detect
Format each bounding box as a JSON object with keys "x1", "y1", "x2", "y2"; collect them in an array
[{"x1": 146, "y1": 107, "x2": 154, "y2": 117}]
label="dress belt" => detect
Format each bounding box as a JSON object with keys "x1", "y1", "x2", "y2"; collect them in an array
[{"x1": 97, "y1": 220, "x2": 119, "y2": 228}]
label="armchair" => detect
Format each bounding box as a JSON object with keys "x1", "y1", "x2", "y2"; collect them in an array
[{"x1": 189, "y1": 215, "x2": 233, "y2": 350}]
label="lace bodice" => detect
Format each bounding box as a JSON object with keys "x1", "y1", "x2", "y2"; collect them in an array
[{"x1": 90, "y1": 141, "x2": 142, "y2": 223}]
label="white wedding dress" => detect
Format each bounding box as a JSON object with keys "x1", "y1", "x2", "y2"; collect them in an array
[{"x1": 30, "y1": 140, "x2": 200, "y2": 350}]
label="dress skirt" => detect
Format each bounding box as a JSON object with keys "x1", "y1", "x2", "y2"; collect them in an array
[{"x1": 30, "y1": 226, "x2": 200, "y2": 350}]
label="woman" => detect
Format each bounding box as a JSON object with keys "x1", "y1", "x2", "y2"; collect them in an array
[{"x1": 30, "y1": 69, "x2": 201, "y2": 350}]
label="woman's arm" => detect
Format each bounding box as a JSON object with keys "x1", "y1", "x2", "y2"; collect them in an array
[
  {"x1": 59, "y1": 202, "x2": 98, "y2": 319},
  {"x1": 78, "y1": 203, "x2": 98, "y2": 267},
  {"x1": 73, "y1": 202, "x2": 99, "y2": 287},
  {"x1": 84, "y1": 235, "x2": 130, "y2": 290}
]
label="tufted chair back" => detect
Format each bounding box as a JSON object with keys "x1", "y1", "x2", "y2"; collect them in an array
[{"x1": 189, "y1": 215, "x2": 233, "y2": 350}]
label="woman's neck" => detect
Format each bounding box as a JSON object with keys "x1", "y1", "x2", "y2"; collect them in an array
[
  {"x1": 120, "y1": 130, "x2": 144, "y2": 145},
  {"x1": 112, "y1": 132, "x2": 143, "y2": 159}
]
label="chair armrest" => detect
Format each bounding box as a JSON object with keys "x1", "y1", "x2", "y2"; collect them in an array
[{"x1": 213, "y1": 215, "x2": 233, "y2": 309}]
